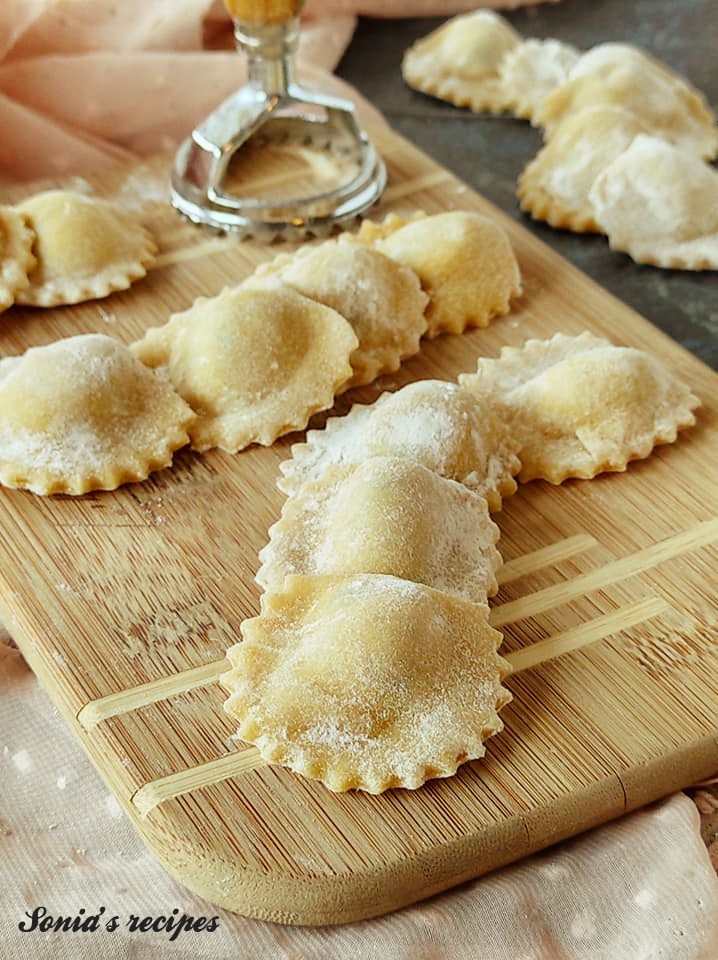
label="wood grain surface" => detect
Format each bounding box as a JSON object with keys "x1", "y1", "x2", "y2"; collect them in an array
[{"x1": 0, "y1": 126, "x2": 717, "y2": 925}]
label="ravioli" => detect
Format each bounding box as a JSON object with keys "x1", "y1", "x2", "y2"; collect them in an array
[
  {"x1": 459, "y1": 332, "x2": 700, "y2": 484},
  {"x1": 278, "y1": 378, "x2": 521, "y2": 510},
  {"x1": 498, "y1": 38, "x2": 581, "y2": 122},
  {"x1": 535, "y1": 43, "x2": 718, "y2": 160},
  {"x1": 258, "y1": 456, "x2": 502, "y2": 603},
  {"x1": 589, "y1": 135, "x2": 718, "y2": 270},
  {"x1": 361, "y1": 211, "x2": 522, "y2": 338},
  {"x1": 402, "y1": 10, "x2": 520, "y2": 113},
  {"x1": 0, "y1": 334, "x2": 194, "y2": 495},
  {"x1": 0, "y1": 205, "x2": 36, "y2": 312},
  {"x1": 15, "y1": 191, "x2": 157, "y2": 307},
  {"x1": 223, "y1": 573, "x2": 511, "y2": 793},
  {"x1": 132, "y1": 285, "x2": 357, "y2": 453},
  {"x1": 517, "y1": 105, "x2": 649, "y2": 233},
  {"x1": 248, "y1": 238, "x2": 428, "y2": 388}
]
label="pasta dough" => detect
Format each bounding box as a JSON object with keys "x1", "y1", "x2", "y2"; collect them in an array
[
  {"x1": 257, "y1": 456, "x2": 502, "y2": 602},
  {"x1": 402, "y1": 10, "x2": 520, "y2": 113},
  {"x1": 222, "y1": 573, "x2": 511, "y2": 793},
  {"x1": 498, "y1": 38, "x2": 581, "y2": 122},
  {"x1": 535, "y1": 44, "x2": 718, "y2": 161},
  {"x1": 459, "y1": 332, "x2": 700, "y2": 484},
  {"x1": 132, "y1": 285, "x2": 358, "y2": 453},
  {"x1": 0, "y1": 205, "x2": 36, "y2": 312},
  {"x1": 517, "y1": 106, "x2": 650, "y2": 233},
  {"x1": 589, "y1": 135, "x2": 718, "y2": 270},
  {"x1": 360, "y1": 211, "x2": 522, "y2": 338},
  {"x1": 278, "y1": 378, "x2": 521, "y2": 510},
  {"x1": 248, "y1": 238, "x2": 428, "y2": 388},
  {"x1": 15, "y1": 191, "x2": 157, "y2": 307},
  {"x1": 0, "y1": 333, "x2": 194, "y2": 495}
]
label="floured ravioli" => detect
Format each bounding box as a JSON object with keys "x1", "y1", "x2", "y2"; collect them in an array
[
  {"x1": 459, "y1": 332, "x2": 700, "y2": 484},
  {"x1": 132, "y1": 285, "x2": 357, "y2": 453},
  {"x1": 517, "y1": 105, "x2": 650, "y2": 233},
  {"x1": 499, "y1": 38, "x2": 580, "y2": 122},
  {"x1": 278, "y1": 379, "x2": 521, "y2": 510},
  {"x1": 258, "y1": 456, "x2": 502, "y2": 603},
  {"x1": 0, "y1": 334, "x2": 194, "y2": 495},
  {"x1": 589, "y1": 135, "x2": 718, "y2": 270},
  {"x1": 222, "y1": 573, "x2": 511, "y2": 793},
  {"x1": 0, "y1": 205, "x2": 36, "y2": 312},
  {"x1": 535, "y1": 43, "x2": 718, "y2": 160},
  {"x1": 15, "y1": 191, "x2": 157, "y2": 307},
  {"x1": 360, "y1": 211, "x2": 521, "y2": 338},
  {"x1": 248, "y1": 238, "x2": 428, "y2": 389},
  {"x1": 402, "y1": 10, "x2": 520, "y2": 113}
]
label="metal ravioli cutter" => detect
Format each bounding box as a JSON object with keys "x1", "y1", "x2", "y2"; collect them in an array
[{"x1": 171, "y1": 0, "x2": 387, "y2": 239}]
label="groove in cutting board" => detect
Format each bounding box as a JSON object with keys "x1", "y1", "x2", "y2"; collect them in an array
[{"x1": 0, "y1": 125, "x2": 717, "y2": 925}]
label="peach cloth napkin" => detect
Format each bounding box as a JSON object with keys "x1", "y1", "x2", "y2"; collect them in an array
[{"x1": 0, "y1": 0, "x2": 560, "y2": 181}]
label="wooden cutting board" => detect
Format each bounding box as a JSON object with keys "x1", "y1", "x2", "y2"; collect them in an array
[{"x1": 1, "y1": 126, "x2": 717, "y2": 926}]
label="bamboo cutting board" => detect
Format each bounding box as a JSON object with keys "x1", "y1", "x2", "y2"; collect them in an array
[{"x1": 1, "y1": 126, "x2": 717, "y2": 926}]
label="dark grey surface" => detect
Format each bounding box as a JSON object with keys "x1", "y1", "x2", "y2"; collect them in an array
[{"x1": 336, "y1": 1, "x2": 718, "y2": 370}]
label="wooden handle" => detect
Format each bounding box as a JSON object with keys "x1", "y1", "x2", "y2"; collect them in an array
[{"x1": 224, "y1": 0, "x2": 304, "y2": 23}]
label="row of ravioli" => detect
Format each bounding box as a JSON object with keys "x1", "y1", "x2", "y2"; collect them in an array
[
  {"x1": 0, "y1": 207, "x2": 521, "y2": 496},
  {"x1": 221, "y1": 334, "x2": 700, "y2": 794},
  {"x1": 402, "y1": 11, "x2": 718, "y2": 271}
]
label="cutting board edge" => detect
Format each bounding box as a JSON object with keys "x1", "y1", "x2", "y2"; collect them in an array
[{"x1": 130, "y1": 733, "x2": 718, "y2": 926}]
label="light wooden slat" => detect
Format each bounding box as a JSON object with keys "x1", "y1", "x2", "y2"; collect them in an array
[
  {"x1": 497, "y1": 534, "x2": 598, "y2": 585},
  {"x1": 504, "y1": 597, "x2": 670, "y2": 672},
  {"x1": 77, "y1": 658, "x2": 231, "y2": 730},
  {"x1": 490, "y1": 519, "x2": 718, "y2": 627},
  {"x1": 133, "y1": 748, "x2": 263, "y2": 818}
]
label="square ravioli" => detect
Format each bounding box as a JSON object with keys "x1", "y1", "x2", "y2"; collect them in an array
[
  {"x1": 402, "y1": 10, "x2": 520, "y2": 113},
  {"x1": 258, "y1": 456, "x2": 502, "y2": 603},
  {"x1": 358, "y1": 211, "x2": 522, "y2": 339},
  {"x1": 246, "y1": 236, "x2": 428, "y2": 389},
  {"x1": 589, "y1": 135, "x2": 718, "y2": 270},
  {"x1": 535, "y1": 43, "x2": 718, "y2": 161},
  {"x1": 459, "y1": 332, "x2": 700, "y2": 484},
  {"x1": 223, "y1": 573, "x2": 511, "y2": 794},
  {"x1": 15, "y1": 190, "x2": 157, "y2": 307},
  {"x1": 0, "y1": 334, "x2": 194, "y2": 495},
  {"x1": 132, "y1": 285, "x2": 358, "y2": 453},
  {"x1": 278, "y1": 379, "x2": 521, "y2": 511}
]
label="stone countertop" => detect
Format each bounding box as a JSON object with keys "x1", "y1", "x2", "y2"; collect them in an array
[{"x1": 336, "y1": 1, "x2": 718, "y2": 371}]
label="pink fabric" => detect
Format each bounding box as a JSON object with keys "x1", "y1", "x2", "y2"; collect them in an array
[{"x1": 0, "y1": 0, "x2": 556, "y2": 182}]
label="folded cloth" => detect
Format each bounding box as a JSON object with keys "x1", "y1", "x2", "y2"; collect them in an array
[
  {"x1": 0, "y1": 0, "x2": 556, "y2": 181},
  {"x1": 2, "y1": 635, "x2": 718, "y2": 959}
]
